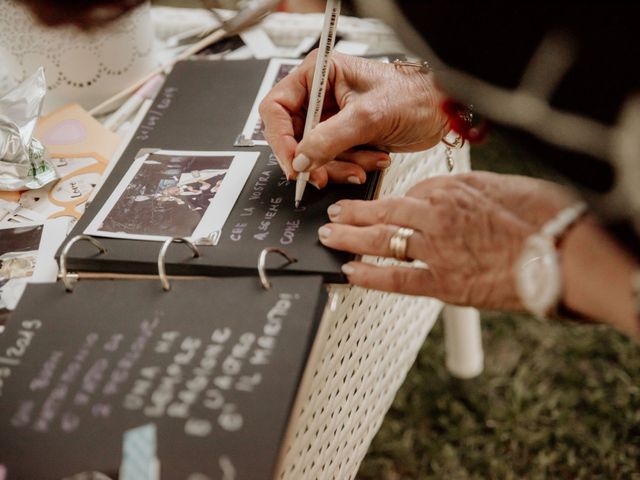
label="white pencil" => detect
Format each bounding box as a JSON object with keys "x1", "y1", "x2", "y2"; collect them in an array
[{"x1": 294, "y1": 0, "x2": 341, "y2": 208}]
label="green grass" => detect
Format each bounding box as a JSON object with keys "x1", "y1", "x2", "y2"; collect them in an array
[
  {"x1": 358, "y1": 132, "x2": 640, "y2": 479},
  {"x1": 359, "y1": 315, "x2": 640, "y2": 479}
]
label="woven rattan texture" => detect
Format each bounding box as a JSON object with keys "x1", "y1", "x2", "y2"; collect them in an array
[{"x1": 276, "y1": 143, "x2": 470, "y2": 479}]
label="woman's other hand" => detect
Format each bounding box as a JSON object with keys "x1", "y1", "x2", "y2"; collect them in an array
[
  {"x1": 318, "y1": 172, "x2": 576, "y2": 310},
  {"x1": 259, "y1": 51, "x2": 448, "y2": 189}
]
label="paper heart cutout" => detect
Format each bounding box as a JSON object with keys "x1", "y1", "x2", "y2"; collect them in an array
[{"x1": 40, "y1": 119, "x2": 87, "y2": 146}]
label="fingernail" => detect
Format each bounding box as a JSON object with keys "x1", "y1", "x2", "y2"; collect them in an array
[
  {"x1": 274, "y1": 157, "x2": 293, "y2": 180},
  {"x1": 293, "y1": 153, "x2": 311, "y2": 172},
  {"x1": 347, "y1": 176, "x2": 362, "y2": 185},
  {"x1": 327, "y1": 204, "x2": 342, "y2": 218},
  {"x1": 376, "y1": 160, "x2": 391, "y2": 169},
  {"x1": 309, "y1": 180, "x2": 322, "y2": 190},
  {"x1": 341, "y1": 263, "x2": 356, "y2": 275},
  {"x1": 274, "y1": 154, "x2": 287, "y2": 172},
  {"x1": 318, "y1": 226, "x2": 332, "y2": 240}
]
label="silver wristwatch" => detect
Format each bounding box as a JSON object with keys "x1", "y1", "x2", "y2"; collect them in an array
[{"x1": 515, "y1": 202, "x2": 588, "y2": 318}]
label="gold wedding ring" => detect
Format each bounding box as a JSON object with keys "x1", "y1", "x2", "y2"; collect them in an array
[{"x1": 389, "y1": 227, "x2": 415, "y2": 261}]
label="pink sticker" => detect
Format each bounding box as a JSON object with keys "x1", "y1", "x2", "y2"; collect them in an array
[{"x1": 40, "y1": 119, "x2": 88, "y2": 146}]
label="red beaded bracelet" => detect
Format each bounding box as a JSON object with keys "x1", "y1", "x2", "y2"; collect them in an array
[{"x1": 441, "y1": 98, "x2": 489, "y2": 144}]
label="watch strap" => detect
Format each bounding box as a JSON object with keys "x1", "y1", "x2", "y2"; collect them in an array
[
  {"x1": 541, "y1": 202, "x2": 588, "y2": 239},
  {"x1": 516, "y1": 201, "x2": 589, "y2": 319}
]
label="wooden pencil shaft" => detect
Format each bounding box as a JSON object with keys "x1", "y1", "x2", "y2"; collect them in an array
[
  {"x1": 295, "y1": 0, "x2": 341, "y2": 205},
  {"x1": 303, "y1": 0, "x2": 341, "y2": 135}
]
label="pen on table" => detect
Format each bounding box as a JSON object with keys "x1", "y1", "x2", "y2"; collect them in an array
[
  {"x1": 103, "y1": 74, "x2": 164, "y2": 131},
  {"x1": 294, "y1": 0, "x2": 341, "y2": 209}
]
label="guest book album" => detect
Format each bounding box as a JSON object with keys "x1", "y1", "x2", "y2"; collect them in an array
[
  {"x1": 64, "y1": 59, "x2": 381, "y2": 282},
  {"x1": 0, "y1": 275, "x2": 326, "y2": 479}
]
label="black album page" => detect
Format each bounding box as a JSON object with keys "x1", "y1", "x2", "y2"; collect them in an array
[
  {"x1": 0, "y1": 276, "x2": 326, "y2": 479},
  {"x1": 65, "y1": 60, "x2": 380, "y2": 282}
]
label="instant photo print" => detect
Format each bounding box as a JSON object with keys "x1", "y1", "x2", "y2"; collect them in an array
[
  {"x1": 0, "y1": 223, "x2": 44, "y2": 325},
  {"x1": 85, "y1": 149, "x2": 258, "y2": 244},
  {"x1": 238, "y1": 58, "x2": 302, "y2": 147}
]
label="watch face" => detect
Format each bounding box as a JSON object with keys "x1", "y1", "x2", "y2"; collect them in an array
[{"x1": 515, "y1": 234, "x2": 561, "y2": 318}]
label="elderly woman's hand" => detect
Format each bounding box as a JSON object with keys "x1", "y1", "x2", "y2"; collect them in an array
[
  {"x1": 318, "y1": 172, "x2": 577, "y2": 310},
  {"x1": 259, "y1": 51, "x2": 448, "y2": 189}
]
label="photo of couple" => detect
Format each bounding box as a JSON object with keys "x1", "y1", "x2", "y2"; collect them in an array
[{"x1": 86, "y1": 150, "x2": 259, "y2": 243}]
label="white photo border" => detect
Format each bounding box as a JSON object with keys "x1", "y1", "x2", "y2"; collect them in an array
[
  {"x1": 84, "y1": 149, "x2": 259, "y2": 244},
  {"x1": 240, "y1": 58, "x2": 302, "y2": 146}
]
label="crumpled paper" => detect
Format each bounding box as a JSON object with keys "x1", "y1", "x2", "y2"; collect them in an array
[{"x1": 0, "y1": 67, "x2": 57, "y2": 190}]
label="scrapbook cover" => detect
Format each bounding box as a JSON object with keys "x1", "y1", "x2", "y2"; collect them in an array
[{"x1": 0, "y1": 275, "x2": 326, "y2": 479}]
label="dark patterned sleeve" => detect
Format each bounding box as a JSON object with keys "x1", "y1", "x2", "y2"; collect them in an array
[{"x1": 393, "y1": 0, "x2": 640, "y2": 256}]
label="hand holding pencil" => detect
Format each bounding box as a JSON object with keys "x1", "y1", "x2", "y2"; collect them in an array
[
  {"x1": 293, "y1": 0, "x2": 341, "y2": 207},
  {"x1": 259, "y1": 16, "x2": 448, "y2": 200}
]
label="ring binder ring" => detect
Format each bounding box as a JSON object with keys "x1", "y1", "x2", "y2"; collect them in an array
[
  {"x1": 60, "y1": 235, "x2": 107, "y2": 292},
  {"x1": 158, "y1": 237, "x2": 201, "y2": 291},
  {"x1": 258, "y1": 248, "x2": 297, "y2": 290}
]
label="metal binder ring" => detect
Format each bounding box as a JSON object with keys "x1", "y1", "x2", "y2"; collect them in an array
[
  {"x1": 158, "y1": 237, "x2": 200, "y2": 291},
  {"x1": 258, "y1": 248, "x2": 297, "y2": 290},
  {"x1": 59, "y1": 235, "x2": 107, "y2": 292}
]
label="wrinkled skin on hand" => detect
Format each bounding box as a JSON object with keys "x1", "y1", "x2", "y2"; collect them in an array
[
  {"x1": 259, "y1": 50, "x2": 448, "y2": 188},
  {"x1": 318, "y1": 172, "x2": 576, "y2": 310}
]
